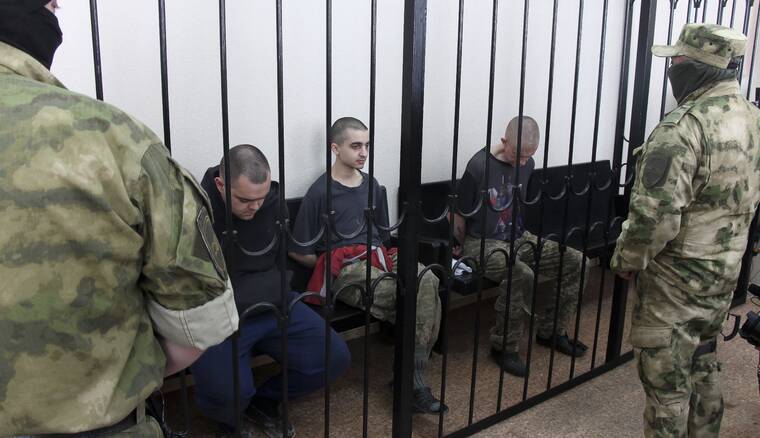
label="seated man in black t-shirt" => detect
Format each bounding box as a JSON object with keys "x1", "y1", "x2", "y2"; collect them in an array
[
  {"x1": 191, "y1": 144, "x2": 350, "y2": 438},
  {"x1": 288, "y1": 117, "x2": 445, "y2": 414},
  {"x1": 453, "y1": 116, "x2": 588, "y2": 377}
]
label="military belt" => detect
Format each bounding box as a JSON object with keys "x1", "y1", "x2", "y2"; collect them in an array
[
  {"x1": 692, "y1": 338, "x2": 717, "y2": 361},
  {"x1": 16, "y1": 402, "x2": 143, "y2": 438}
]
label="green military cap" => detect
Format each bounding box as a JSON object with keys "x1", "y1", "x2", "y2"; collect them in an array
[{"x1": 651, "y1": 23, "x2": 747, "y2": 68}]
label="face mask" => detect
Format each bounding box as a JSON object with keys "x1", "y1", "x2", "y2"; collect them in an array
[
  {"x1": 0, "y1": 4, "x2": 63, "y2": 69},
  {"x1": 667, "y1": 59, "x2": 737, "y2": 104}
]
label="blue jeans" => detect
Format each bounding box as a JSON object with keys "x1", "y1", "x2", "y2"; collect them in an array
[{"x1": 190, "y1": 293, "x2": 351, "y2": 427}]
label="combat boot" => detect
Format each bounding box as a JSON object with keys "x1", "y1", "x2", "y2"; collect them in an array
[{"x1": 490, "y1": 348, "x2": 527, "y2": 377}]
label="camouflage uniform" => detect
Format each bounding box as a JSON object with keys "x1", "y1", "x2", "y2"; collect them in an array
[
  {"x1": 332, "y1": 253, "x2": 441, "y2": 352},
  {"x1": 611, "y1": 24, "x2": 760, "y2": 438},
  {"x1": 0, "y1": 42, "x2": 239, "y2": 436},
  {"x1": 463, "y1": 231, "x2": 587, "y2": 353}
]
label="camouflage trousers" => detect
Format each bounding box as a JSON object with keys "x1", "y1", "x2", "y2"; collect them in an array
[
  {"x1": 630, "y1": 272, "x2": 731, "y2": 438},
  {"x1": 332, "y1": 252, "x2": 441, "y2": 351},
  {"x1": 463, "y1": 231, "x2": 587, "y2": 353}
]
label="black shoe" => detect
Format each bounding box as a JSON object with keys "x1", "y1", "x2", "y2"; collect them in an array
[
  {"x1": 490, "y1": 348, "x2": 527, "y2": 377},
  {"x1": 536, "y1": 333, "x2": 588, "y2": 357},
  {"x1": 412, "y1": 386, "x2": 449, "y2": 414},
  {"x1": 245, "y1": 397, "x2": 296, "y2": 438}
]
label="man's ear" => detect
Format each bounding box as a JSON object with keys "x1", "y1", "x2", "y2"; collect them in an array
[
  {"x1": 330, "y1": 142, "x2": 339, "y2": 155},
  {"x1": 214, "y1": 176, "x2": 225, "y2": 197}
]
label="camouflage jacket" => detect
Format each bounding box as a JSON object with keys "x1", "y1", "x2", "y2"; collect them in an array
[
  {"x1": 611, "y1": 78, "x2": 760, "y2": 296},
  {"x1": 0, "y1": 42, "x2": 238, "y2": 435}
]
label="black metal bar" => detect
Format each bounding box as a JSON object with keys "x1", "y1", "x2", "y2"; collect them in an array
[
  {"x1": 443, "y1": 351, "x2": 635, "y2": 438},
  {"x1": 731, "y1": 0, "x2": 738, "y2": 26},
  {"x1": 569, "y1": 0, "x2": 610, "y2": 381},
  {"x1": 694, "y1": 0, "x2": 703, "y2": 22},
  {"x1": 394, "y1": 0, "x2": 427, "y2": 435},
  {"x1": 496, "y1": 0, "x2": 529, "y2": 411},
  {"x1": 745, "y1": 2, "x2": 760, "y2": 99},
  {"x1": 468, "y1": 0, "x2": 499, "y2": 425},
  {"x1": 216, "y1": 1, "x2": 240, "y2": 436},
  {"x1": 718, "y1": 0, "x2": 729, "y2": 24},
  {"x1": 88, "y1": 0, "x2": 103, "y2": 100},
  {"x1": 158, "y1": 0, "x2": 171, "y2": 151},
  {"x1": 612, "y1": 0, "x2": 636, "y2": 191},
  {"x1": 739, "y1": 0, "x2": 755, "y2": 84},
  {"x1": 607, "y1": 0, "x2": 659, "y2": 364},
  {"x1": 363, "y1": 1, "x2": 378, "y2": 437},
  {"x1": 688, "y1": 0, "x2": 695, "y2": 22},
  {"x1": 323, "y1": 1, "x2": 334, "y2": 436},
  {"x1": 437, "y1": 0, "x2": 465, "y2": 435},
  {"x1": 598, "y1": 0, "x2": 635, "y2": 370},
  {"x1": 660, "y1": 1, "x2": 678, "y2": 120},
  {"x1": 274, "y1": 0, "x2": 291, "y2": 436},
  {"x1": 703, "y1": 0, "x2": 709, "y2": 22},
  {"x1": 521, "y1": 0, "x2": 560, "y2": 402}
]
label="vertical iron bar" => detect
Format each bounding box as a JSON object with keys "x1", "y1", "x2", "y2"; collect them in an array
[
  {"x1": 217, "y1": 1, "x2": 240, "y2": 436},
  {"x1": 274, "y1": 0, "x2": 291, "y2": 435},
  {"x1": 607, "y1": 0, "x2": 659, "y2": 363},
  {"x1": 599, "y1": 0, "x2": 635, "y2": 369},
  {"x1": 521, "y1": 0, "x2": 560, "y2": 402},
  {"x1": 323, "y1": 2, "x2": 334, "y2": 436},
  {"x1": 88, "y1": 0, "x2": 103, "y2": 100},
  {"x1": 694, "y1": 0, "x2": 703, "y2": 22},
  {"x1": 688, "y1": 0, "x2": 695, "y2": 22},
  {"x1": 745, "y1": 1, "x2": 760, "y2": 99},
  {"x1": 718, "y1": 0, "x2": 729, "y2": 24},
  {"x1": 438, "y1": 0, "x2": 465, "y2": 435},
  {"x1": 660, "y1": 1, "x2": 678, "y2": 120},
  {"x1": 158, "y1": 0, "x2": 171, "y2": 151},
  {"x1": 363, "y1": 1, "x2": 378, "y2": 437},
  {"x1": 468, "y1": 0, "x2": 499, "y2": 425},
  {"x1": 703, "y1": 0, "x2": 709, "y2": 22},
  {"x1": 731, "y1": 0, "x2": 739, "y2": 26},
  {"x1": 394, "y1": 1, "x2": 427, "y2": 435},
  {"x1": 545, "y1": 0, "x2": 584, "y2": 391},
  {"x1": 496, "y1": 0, "x2": 529, "y2": 411},
  {"x1": 739, "y1": 0, "x2": 754, "y2": 84},
  {"x1": 569, "y1": 0, "x2": 610, "y2": 381}
]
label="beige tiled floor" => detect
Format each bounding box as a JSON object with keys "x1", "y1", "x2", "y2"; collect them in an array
[{"x1": 166, "y1": 265, "x2": 760, "y2": 437}]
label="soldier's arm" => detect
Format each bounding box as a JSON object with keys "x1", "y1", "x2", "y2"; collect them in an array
[
  {"x1": 611, "y1": 118, "x2": 701, "y2": 273},
  {"x1": 137, "y1": 143, "x2": 239, "y2": 350}
]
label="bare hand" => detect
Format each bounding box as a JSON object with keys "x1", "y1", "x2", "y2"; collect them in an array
[
  {"x1": 452, "y1": 245, "x2": 463, "y2": 258},
  {"x1": 617, "y1": 271, "x2": 637, "y2": 281}
]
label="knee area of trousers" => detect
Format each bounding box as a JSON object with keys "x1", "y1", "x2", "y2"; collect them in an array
[{"x1": 329, "y1": 336, "x2": 352, "y2": 379}]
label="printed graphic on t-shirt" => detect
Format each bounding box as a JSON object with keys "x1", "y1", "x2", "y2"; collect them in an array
[{"x1": 488, "y1": 175, "x2": 514, "y2": 237}]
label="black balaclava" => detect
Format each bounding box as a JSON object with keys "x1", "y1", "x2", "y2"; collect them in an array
[
  {"x1": 0, "y1": 0, "x2": 63, "y2": 69},
  {"x1": 667, "y1": 58, "x2": 737, "y2": 104}
]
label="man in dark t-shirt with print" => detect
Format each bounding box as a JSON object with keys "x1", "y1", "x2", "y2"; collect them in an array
[
  {"x1": 289, "y1": 117, "x2": 445, "y2": 414},
  {"x1": 192, "y1": 145, "x2": 350, "y2": 438},
  {"x1": 454, "y1": 116, "x2": 588, "y2": 377}
]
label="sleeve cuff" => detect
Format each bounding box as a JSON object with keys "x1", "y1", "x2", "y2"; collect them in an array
[{"x1": 147, "y1": 279, "x2": 239, "y2": 349}]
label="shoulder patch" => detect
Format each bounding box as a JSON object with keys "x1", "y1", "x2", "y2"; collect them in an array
[
  {"x1": 641, "y1": 153, "x2": 672, "y2": 189},
  {"x1": 661, "y1": 101, "x2": 697, "y2": 126},
  {"x1": 196, "y1": 207, "x2": 227, "y2": 279}
]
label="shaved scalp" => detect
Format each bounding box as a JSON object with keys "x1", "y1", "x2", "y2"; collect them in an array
[
  {"x1": 219, "y1": 144, "x2": 270, "y2": 184},
  {"x1": 330, "y1": 117, "x2": 368, "y2": 145},
  {"x1": 505, "y1": 116, "x2": 540, "y2": 150}
]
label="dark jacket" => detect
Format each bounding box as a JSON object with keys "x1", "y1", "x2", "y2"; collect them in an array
[{"x1": 201, "y1": 166, "x2": 291, "y2": 313}]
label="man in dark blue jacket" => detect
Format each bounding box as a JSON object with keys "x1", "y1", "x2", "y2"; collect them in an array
[{"x1": 193, "y1": 144, "x2": 350, "y2": 438}]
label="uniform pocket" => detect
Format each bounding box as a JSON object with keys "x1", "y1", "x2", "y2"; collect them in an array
[{"x1": 630, "y1": 325, "x2": 673, "y2": 349}]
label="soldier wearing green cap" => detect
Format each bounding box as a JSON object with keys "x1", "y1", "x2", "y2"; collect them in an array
[
  {"x1": 0, "y1": 1, "x2": 239, "y2": 436},
  {"x1": 611, "y1": 23, "x2": 760, "y2": 437}
]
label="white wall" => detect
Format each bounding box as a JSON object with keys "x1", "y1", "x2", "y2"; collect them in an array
[{"x1": 50, "y1": 0, "x2": 759, "y2": 222}]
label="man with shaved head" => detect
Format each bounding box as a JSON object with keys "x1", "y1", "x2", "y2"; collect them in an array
[{"x1": 454, "y1": 115, "x2": 588, "y2": 377}]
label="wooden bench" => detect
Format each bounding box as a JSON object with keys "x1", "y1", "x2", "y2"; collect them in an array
[{"x1": 411, "y1": 160, "x2": 621, "y2": 295}]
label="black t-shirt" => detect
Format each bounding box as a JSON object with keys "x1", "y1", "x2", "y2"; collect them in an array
[
  {"x1": 456, "y1": 149, "x2": 534, "y2": 241},
  {"x1": 291, "y1": 172, "x2": 390, "y2": 254},
  {"x1": 201, "y1": 166, "x2": 289, "y2": 311}
]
